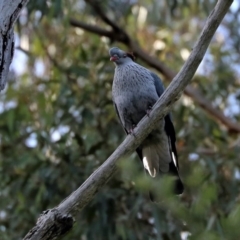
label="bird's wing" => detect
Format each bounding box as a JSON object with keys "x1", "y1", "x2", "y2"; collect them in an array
[
  {"x1": 113, "y1": 102, "x2": 143, "y2": 160},
  {"x1": 151, "y1": 71, "x2": 180, "y2": 170},
  {"x1": 150, "y1": 72, "x2": 165, "y2": 96},
  {"x1": 164, "y1": 114, "x2": 179, "y2": 169},
  {"x1": 113, "y1": 102, "x2": 127, "y2": 134}
]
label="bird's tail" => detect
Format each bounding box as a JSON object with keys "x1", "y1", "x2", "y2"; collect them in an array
[
  {"x1": 142, "y1": 143, "x2": 184, "y2": 195},
  {"x1": 142, "y1": 143, "x2": 171, "y2": 177}
]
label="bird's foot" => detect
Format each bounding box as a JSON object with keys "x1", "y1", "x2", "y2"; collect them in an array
[
  {"x1": 128, "y1": 125, "x2": 137, "y2": 137},
  {"x1": 146, "y1": 106, "x2": 152, "y2": 117}
]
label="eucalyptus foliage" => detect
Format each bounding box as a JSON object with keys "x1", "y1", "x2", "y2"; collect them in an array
[{"x1": 1, "y1": 0, "x2": 240, "y2": 239}]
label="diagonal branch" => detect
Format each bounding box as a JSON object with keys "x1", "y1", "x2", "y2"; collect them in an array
[
  {"x1": 23, "y1": 0, "x2": 233, "y2": 239},
  {"x1": 69, "y1": 2, "x2": 240, "y2": 133},
  {"x1": 70, "y1": 19, "x2": 116, "y2": 40},
  {"x1": 85, "y1": 0, "x2": 128, "y2": 35}
]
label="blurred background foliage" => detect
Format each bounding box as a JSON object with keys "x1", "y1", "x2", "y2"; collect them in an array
[{"x1": 0, "y1": 0, "x2": 240, "y2": 239}]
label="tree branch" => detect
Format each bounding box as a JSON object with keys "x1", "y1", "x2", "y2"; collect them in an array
[
  {"x1": 69, "y1": 1, "x2": 240, "y2": 134},
  {"x1": 70, "y1": 19, "x2": 116, "y2": 40},
  {"x1": 85, "y1": 0, "x2": 129, "y2": 35},
  {"x1": 23, "y1": 0, "x2": 233, "y2": 239},
  {"x1": 0, "y1": 0, "x2": 29, "y2": 91}
]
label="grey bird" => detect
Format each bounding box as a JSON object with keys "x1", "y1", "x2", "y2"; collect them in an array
[{"x1": 109, "y1": 47, "x2": 184, "y2": 196}]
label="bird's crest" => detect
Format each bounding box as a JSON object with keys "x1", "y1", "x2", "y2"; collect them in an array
[{"x1": 126, "y1": 52, "x2": 135, "y2": 61}]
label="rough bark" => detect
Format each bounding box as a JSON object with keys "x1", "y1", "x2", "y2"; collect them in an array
[
  {"x1": 0, "y1": 0, "x2": 29, "y2": 90},
  {"x1": 23, "y1": 0, "x2": 233, "y2": 239}
]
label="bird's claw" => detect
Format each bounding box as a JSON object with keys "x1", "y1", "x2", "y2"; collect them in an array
[
  {"x1": 128, "y1": 125, "x2": 137, "y2": 137},
  {"x1": 146, "y1": 106, "x2": 152, "y2": 117}
]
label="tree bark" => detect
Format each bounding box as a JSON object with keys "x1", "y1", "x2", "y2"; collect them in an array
[
  {"x1": 23, "y1": 0, "x2": 233, "y2": 239},
  {"x1": 0, "y1": 0, "x2": 29, "y2": 91}
]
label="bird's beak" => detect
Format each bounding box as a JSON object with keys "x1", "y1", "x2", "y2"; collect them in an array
[{"x1": 110, "y1": 56, "x2": 118, "y2": 61}]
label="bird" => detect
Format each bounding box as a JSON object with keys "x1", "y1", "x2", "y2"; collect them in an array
[{"x1": 109, "y1": 47, "x2": 184, "y2": 196}]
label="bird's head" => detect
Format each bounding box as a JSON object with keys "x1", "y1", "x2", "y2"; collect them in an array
[{"x1": 109, "y1": 47, "x2": 135, "y2": 65}]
